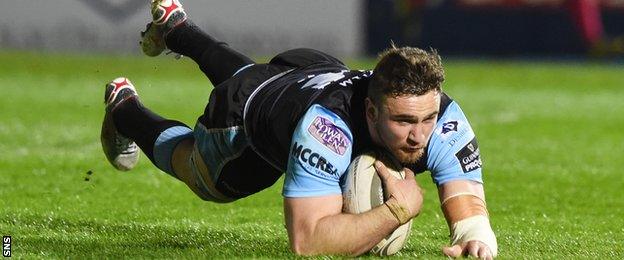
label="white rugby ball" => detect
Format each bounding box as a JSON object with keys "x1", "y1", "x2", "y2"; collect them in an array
[{"x1": 342, "y1": 151, "x2": 412, "y2": 256}]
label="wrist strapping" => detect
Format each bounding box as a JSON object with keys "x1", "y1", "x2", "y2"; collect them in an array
[
  {"x1": 385, "y1": 198, "x2": 411, "y2": 225},
  {"x1": 441, "y1": 192, "x2": 485, "y2": 205},
  {"x1": 451, "y1": 215, "x2": 498, "y2": 257}
]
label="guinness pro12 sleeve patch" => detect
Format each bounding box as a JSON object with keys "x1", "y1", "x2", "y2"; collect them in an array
[{"x1": 455, "y1": 137, "x2": 482, "y2": 173}]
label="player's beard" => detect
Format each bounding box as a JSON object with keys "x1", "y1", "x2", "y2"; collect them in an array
[
  {"x1": 374, "y1": 122, "x2": 426, "y2": 165},
  {"x1": 393, "y1": 147, "x2": 424, "y2": 164}
]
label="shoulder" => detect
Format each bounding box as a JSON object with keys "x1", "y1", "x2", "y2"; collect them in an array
[
  {"x1": 427, "y1": 100, "x2": 484, "y2": 185},
  {"x1": 432, "y1": 101, "x2": 475, "y2": 149},
  {"x1": 283, "y1": 104, "x2": 354, "y2": 197},
  {"x1": 315, "y1": 70, "x2": 372, "y2": 125},
  {"x1": 298, "y1": 104, "x2": 354, "y2": 156}
]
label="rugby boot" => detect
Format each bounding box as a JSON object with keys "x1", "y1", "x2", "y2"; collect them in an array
[
  {"x1": 140, "y1": 0, "x2": 187, "y2": 56},
  {"x1": 101, "y1": 77, "x2": 140, "y2": 171}
]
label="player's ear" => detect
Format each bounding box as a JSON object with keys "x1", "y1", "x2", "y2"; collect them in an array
[{"x1": 365, "y1": 97, "x2": 378, "y2": 122}]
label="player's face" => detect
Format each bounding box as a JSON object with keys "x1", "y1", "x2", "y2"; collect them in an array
[{"x1": 366, "y1": 90, "x2": 440, "y2": 164}]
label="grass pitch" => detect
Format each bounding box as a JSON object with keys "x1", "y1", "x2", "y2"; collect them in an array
[{"x1": 0, "y1": 51, "x2": 622, "y2": 258}]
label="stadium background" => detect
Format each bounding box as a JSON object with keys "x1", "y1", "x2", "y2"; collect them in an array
[
  {"x1": 3, "y1": 0, "x2": 624, "y2": 57},
  {"x1": 1, "y1": 0, "x2": 622, "y2": 258}
]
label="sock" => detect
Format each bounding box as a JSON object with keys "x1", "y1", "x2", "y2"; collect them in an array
[{"x1": 112, "y1": 96, "x2": 192, "y2": 175}]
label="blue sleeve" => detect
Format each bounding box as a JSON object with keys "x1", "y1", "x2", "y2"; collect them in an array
[
  {"x1": 427, "y1": 101, "x2": 483, "y2": 186},
  {"x1": 282, "y1": 104, "x2": 353, "y2": 198}
]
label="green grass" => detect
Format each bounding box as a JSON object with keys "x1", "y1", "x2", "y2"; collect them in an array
[{"x1": 0, "y1": 50, "x2": 622, "y2": 258}]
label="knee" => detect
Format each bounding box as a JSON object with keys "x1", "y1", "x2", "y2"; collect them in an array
[{"x1": 154, "y1": 126, "x2": 194, "y2": 177}]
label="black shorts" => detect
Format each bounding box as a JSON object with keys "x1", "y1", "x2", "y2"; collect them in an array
[{"x1": 191, "y1": 48, "x2": 344, "y2": 201}]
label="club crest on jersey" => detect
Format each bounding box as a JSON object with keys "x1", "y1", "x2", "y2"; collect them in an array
[
  {"x1": 308, "y1": 116, "x2": 350, "y2": 155},
  {"x1": 455, "y1": 137, "x2": 482, "y2": 173},
  {"x1": 441, "y1": 121, "x2": 458, "y2": 134}
]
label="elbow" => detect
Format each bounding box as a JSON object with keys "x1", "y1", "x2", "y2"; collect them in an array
[
  {"x1": 289, "y1": 235, "x2": 326, "y2": 256},
  {"x1": 291, "y1": 244, "x2": 308, "y2": 256},
  {"x1": 289, "y1": 237, "x2": 366, "y2": 257},
  {"x1": 290, "y1": 237, "x2": 314, "y2": 256},
  {"x1": 287, "y1": 218, "x2": 320, "y2": 255}
]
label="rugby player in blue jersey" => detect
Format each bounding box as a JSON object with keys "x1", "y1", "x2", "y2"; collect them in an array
[{"x1": 100, "y1": 0, "x2": 497, "y2": 258}]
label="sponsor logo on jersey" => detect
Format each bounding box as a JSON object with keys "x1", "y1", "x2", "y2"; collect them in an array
[
  {"x1": 336, "y1": 71, "x2": 373, "y2": 87},
  {"x1": 299, "y1": 70, "x2": 372, "y2": 90},
  {"x1": 291, "y1": 142, "x2": 339, "y2": 175},
  {"x1": 455, "y1": 137, "x2": 482, "y2": 173},
  {"x1": 441, "y1": 121, "x2": 458, "y2": 134},
  {"x1": 300, "y1": 71, "x2": 349, "y2": 90},
  {"x1": 308, "y1": 116, "x2": 350, "y2": 155},
  {"x1": 447, "y1": 128, "x2": 471, "y2": 146}
]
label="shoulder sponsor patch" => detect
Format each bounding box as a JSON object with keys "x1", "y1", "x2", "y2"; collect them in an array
[
  {"x1": 455, "y1": 137, "x2": 482, "y2": 173},
  {"x1": 307, "y1": 116, "x2": 350, "y2": 155},
  {"x1": 291, "y1": 142, "x2": 339, "y2": 176},
  {"x1": 441, "y1": 121, "x2": 458, "y2": 134}
]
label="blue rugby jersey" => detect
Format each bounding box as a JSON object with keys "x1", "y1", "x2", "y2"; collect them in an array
[{"x1": 243, "y1": 64, "x2": 483, "y2": 197}]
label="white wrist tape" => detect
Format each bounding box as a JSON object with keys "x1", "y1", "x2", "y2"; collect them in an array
[{"x1": 451, "y1": 215, "x2": 498, "y2": 257}]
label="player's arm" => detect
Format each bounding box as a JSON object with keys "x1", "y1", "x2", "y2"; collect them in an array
[
  {"x1": 425, "y1": 101, "x2": 497, "y2": 258},
  {"x1": 285, "y1": 162, "x2": 421, "y2": 256},
  {"x1": 281, "y1": 104, "x2": 421, "y2": 256},
  {"x1": 438, "y1": 180, "x2": 497, "y2": 259}
]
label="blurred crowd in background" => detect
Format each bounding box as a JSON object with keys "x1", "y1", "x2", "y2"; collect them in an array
[
  {"x1": 1, "y1": 0, "x2": 622, "y2": 58},
  {"x1": 368, "y1": 0, "x2": 624, "y2": 57}
]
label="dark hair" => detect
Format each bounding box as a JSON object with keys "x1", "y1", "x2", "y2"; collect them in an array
[{"x1": 368, "y1": 45, "x2": 445, "y2": 105}]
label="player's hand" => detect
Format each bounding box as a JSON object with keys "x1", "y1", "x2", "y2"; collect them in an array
[
  {"x1": 374, "y1": 160, "x2": 423, "y2": 220},
  {"x1": 443, "y1": 240, "x2": 494, "y2": 260}
]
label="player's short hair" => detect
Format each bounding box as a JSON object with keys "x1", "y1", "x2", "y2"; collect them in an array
[{"x1": 368, "y1": 44, "x2": 445, "y2": 105}]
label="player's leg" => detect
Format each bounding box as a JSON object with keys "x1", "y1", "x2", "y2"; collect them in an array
[
  {"x1": 167, "y1": 138, "x2": 208, "y2": 198},
  {"x1": 213, "y1": 148, "x2": 283, "y2": 200},
  {"x1": 165, "y1": 21, "x2": 255, "y2": 86},
  {"x1": 177, "y1": 62, "x2": 292, "y2": 202},
  {"x1": 101, "y1": 78, "x2": 141, "y2": 171},
  {"x1": 100, "y1": 77, "x2": 257, "y2": 201},
  {"x1": 141, "y1": 0, "x2": 255, "y2": 86},
  {"x1": 146, "y1": 116, "x2": 282, "y2": 202},
  {"x1": 102, "y1": 71, "x2": 288, "y2": 201},
  {"x1": 101, "y1": 77, "x2": 195, "y2": 187},
  {"x1": 186, "y1": 129, "x2": 283, "y2": 201}
]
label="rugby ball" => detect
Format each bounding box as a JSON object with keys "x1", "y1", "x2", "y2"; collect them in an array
[{"x1": 342, "y1": 151, "x2": 412, "y2": 256}]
